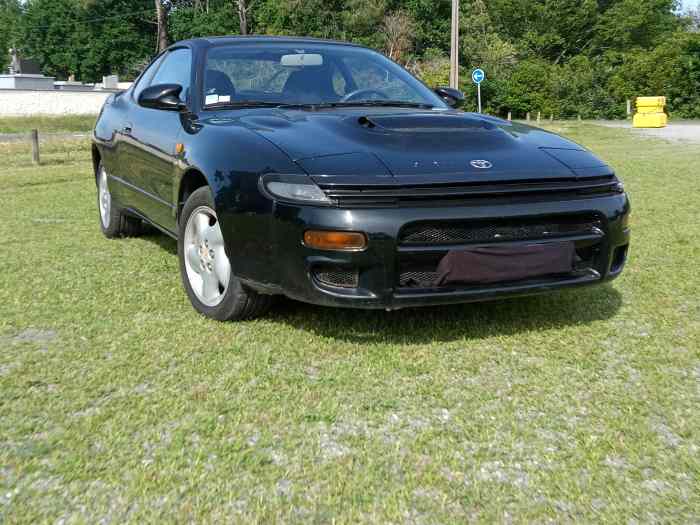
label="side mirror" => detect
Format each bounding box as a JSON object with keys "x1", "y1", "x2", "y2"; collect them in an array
[
  {"x1": 138, "y1": 83, "x2": 187, "y2": 111},
  {"x1": 435, "y1": 86, "x2": 465, "y2": 108}
]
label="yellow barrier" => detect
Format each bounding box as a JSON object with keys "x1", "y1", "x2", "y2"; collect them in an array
[
  {"x1": 633, "y1": 96, "x2": 667, "y2": 128},
  {"x1": 636, "y1": 96, "x2": 666, "y2": 108}
]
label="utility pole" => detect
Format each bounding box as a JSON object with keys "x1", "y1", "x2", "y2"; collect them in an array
[{"x1": 449, "y1": 0, "x2": 459, "y2": 89}]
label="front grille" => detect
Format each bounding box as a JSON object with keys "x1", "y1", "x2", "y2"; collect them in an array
[
  {"x1": 400, "y1": 218, "x2": 602, "y2": 246},
  {"x1": 319, "y1": 176, "x2": 621, "y2": 208},
  {"x1": 396, "y1": 214, "x2": 606, "y2": 290},
  {"x1": 399, "y1": 271, "x2": 439, "y2": 287},
  {"x1": 313, "y1": 267, "x2": 359, "y2": 288}
]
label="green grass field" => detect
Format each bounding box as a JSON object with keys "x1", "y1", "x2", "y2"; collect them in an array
[
  {"x1": 0, "y1": 115, "x2": 96, "y2": 134},
  {"x1": 0, "y1": 123, "x2": 698, "y2": 523}
]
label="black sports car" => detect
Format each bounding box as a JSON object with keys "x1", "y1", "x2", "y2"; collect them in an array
[{"x1": 92, "y1": 36, "x2": 630, "y2": 321}]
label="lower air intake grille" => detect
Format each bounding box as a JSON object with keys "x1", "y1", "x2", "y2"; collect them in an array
[
  {"x1": 400, "y1": 218, "x2": 602, "y2": 245},
  {"x1": 399, "y1": 271, "x2": 439, "y2": 288},
  {"x1": 313, "y1": 267, "x2": 359, "y2": 288}
]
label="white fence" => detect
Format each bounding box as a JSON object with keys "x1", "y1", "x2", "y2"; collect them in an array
[{"x1": 0, "y1": 89, "x2": 117, "y2": 116}]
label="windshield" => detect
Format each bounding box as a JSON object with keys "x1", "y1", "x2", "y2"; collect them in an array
[{"x1": 202, "y1": 42, "x2": 447, "y2": 109}]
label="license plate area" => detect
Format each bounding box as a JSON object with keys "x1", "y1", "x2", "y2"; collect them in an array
[{"x1": 396, "y1": 214, "x2": 606, "y2": 290}]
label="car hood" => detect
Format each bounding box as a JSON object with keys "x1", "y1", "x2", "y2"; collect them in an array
[{"x1": 218, "y1": 108, "x2": 611, "y2": 183}]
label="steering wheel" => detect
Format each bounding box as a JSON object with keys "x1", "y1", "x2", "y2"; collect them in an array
[{"x1": 340, "y1": 88, "x2": 389, "y2": 102}]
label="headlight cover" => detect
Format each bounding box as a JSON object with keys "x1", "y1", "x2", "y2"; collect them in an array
[{"x1": 262, "y1": 174, "x2": 331, "y2": 205}]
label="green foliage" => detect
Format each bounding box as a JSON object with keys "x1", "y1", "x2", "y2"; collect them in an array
[
  {"x1": 20, "y1": 0, "x2": 83, "y2": 79},
  {"x1": 7, "y1": 0, "x2": 700, "y2": 116},
  {"x1": 168, "y1": 3, "x2": 239, "y2": 42},
  {"x1": 0, "y1": 0, "x2": 22, "y2": 72},
  {"x1": 608, "y1": 31, "x2": 700, "y2": 117},
  {"x1": 413, "y1": 48, "x2": 450, "y2": 88},
  {"x1": 78, "y1": 0, "x2": 155, "y2": 81},
  {"x1": 20, "y1": 0, "x2": 153, "y2": 81},
  {"x1": 593, "y1": 0, "x2": 680, "y2": 52}
]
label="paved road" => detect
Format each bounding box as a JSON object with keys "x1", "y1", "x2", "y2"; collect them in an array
[{"x1": 599, "y1": 120, "x2": 700, "y2": 144}]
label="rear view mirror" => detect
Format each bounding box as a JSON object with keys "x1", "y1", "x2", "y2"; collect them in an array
[
  {"x1": 138, "y1": 83, "x2": 187, "y2": 111},
  {"x1": 435, "y1": 86, "x2": 465, "y2": 108},
  {"x1": 280, "y1": 54, "x2": 323, "y2": 67}
]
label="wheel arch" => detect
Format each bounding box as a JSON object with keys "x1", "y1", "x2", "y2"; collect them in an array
[
  {"x1": 91, "y1": 144, "x2": 101, "y2": 182},
  {"x1": 177, "y1": 168, "x2": 210, "y2": 224}
]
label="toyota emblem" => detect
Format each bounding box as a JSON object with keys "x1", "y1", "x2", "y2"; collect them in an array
[{"x1": 470, "y1": 160, "x2": 493, "y2": 169}]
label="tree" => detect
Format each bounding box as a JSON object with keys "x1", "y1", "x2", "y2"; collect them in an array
[
  {"x1": 169, "y1": 2, "x2": 236, "y2": 42},
  {"x1": 0, "y1": 0, "x2": 22, "y2": 72},
  {"x1": 19, "y1": 0, "x2": 153, "y2": 81},
  {"x1": 488, "y1": 0, "x2": 598, "y2": 62},
  {"x1": 339, "y1": 0, "x2": 386, "y2": 49},
  {"x1": 592, "y1": 0, "x2": 680, "y2": 52},
  {"x1": 79, "y1": 0, "x2": 154, "y2": 81},
  {"x1": 236, "y1": 0, "x2": 252, "y2": 35},
  {"x1": 382, "y1": 11, "x2": 415, "y2": 63},
  {"x1": 460, "y1": 0, "x2": 516, "y2": 78},
  {"x1": 20, "y1": 0, "x2": 83, "y2": 79},
  {"x1": 155, "y1": 0, "x2": 170, "y2": 52}
]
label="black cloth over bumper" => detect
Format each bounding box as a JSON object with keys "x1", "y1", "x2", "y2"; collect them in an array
[{"x1": 434, "y1": 242, "x2": 575, "y2": 286}]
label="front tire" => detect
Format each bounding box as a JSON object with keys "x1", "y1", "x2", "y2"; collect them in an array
[
  {"x1": 96, "y1": 163, "x2": 142, "y2": 238},
  {"x1": 177, "y1": 186, "x2": 272, "y2": 321}
]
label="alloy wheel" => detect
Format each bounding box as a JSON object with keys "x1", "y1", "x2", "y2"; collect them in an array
[
  {"x1": 98, "y1": 167, "x2": 111, "y2": 228},
  {"x1": 183, "y1": 206, "x2": 231, "y2": 307}
]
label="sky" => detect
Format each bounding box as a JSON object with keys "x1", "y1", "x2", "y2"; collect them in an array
[{"x1": 682, "y1": 0, "x2": 700, "y2": 9}]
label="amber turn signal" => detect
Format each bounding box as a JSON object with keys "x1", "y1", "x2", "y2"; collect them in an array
[{"x1": 303, "y1": 230, "x2": 367, "y2": 251}]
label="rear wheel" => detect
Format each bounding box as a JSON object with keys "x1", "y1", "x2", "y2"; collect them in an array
[
  {"x1": 177, "y1": 186, "x2": 272, "y2": 321},
  {"x1": 97, "y1": 163, "x2": 142, "y2": 238}
]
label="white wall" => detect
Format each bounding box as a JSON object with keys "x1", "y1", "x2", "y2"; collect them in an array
[{"x1": 0, "y1": 89, "x2": 115, "y2": 116}]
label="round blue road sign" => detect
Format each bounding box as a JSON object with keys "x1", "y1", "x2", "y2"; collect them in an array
[{"x1": 472, "y1": 68, "x2": 485, "y2": 84}]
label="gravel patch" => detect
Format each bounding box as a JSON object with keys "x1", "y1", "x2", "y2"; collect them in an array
[
  {"x1": 597, "y1": 120, "x2": 700, "y2": 144},
  {"x1": 12, "y1": 328, "x2": 58, "y2": 344}
]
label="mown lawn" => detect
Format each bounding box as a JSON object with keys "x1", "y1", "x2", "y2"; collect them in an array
[
  {"x1": 0, "y1": 115, "x2": 96, "y2": 134},
  {"x1": 0, "y1": 123, "x2": 698, "y2": 523}
]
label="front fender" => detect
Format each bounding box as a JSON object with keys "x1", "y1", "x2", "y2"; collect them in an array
[{"x1": 176, "y1": 122, "x2": 302, "y2": 283}]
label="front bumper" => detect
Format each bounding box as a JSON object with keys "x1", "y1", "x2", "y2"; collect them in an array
[{"x1": 235, "y1": 194, "x2": 630, "y2": 310}]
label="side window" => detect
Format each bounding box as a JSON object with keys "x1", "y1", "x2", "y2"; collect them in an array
[
  {"x1": 132, "y1": 53, "x2": 166, "y2": 100},
  {"x1": 150, "y1": 48, "x2": 192, "y2": 102}
]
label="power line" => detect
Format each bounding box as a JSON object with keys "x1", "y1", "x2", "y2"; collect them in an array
[
  {"x1": 15, "y1": 0, "x2": 232, "y2": 33},
  {"x1": 20, "y1": 8, "x2": 156, "y2": 32}
]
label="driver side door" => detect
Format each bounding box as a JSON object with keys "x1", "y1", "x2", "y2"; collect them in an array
[{"x1": 127, "y1": 47, "x2": 192, "y2": 233}]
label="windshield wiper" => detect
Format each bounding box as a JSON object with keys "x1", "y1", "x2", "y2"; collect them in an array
[
  {"x1": 204, "y1": 101, "x2": 282, "y2": 109},
  {"x1": 276, "y1": 101, "x2": 434, "y2": 110},
  {"x1": 205, "y1": 100, "x2": 435, "y2": 111},
  {"x1": 329, "y1": 100, "x2": 435, "y2": 109}
]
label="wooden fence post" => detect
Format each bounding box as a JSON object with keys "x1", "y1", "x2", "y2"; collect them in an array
[
  {"x1": 549, "y1": 114, "x2": 554, "y2": 123},
  {"x1": 526, "y1": 112, "x2": 530, "y2": 122},
  {"x1": 537, "y1": 111, "x2": 541, "y2": 124},
  {"x1": 30, "y1": 129, "x2": 40, "y2": 165},
  {"x1": 507, "y1": 111, "x2": 512, "y2": 121}
]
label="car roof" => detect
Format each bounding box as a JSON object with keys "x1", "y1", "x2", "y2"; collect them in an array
[{"x1": 172, "y1": 35, "x2": 367, "y2": 50}]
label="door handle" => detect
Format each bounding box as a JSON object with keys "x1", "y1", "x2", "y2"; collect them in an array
[{"x1": 122, "y1": 124, "x2": 133, "y2": 135}]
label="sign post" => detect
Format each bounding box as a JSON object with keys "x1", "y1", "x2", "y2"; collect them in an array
[{"x1": 471, "y1": 68, "x2": 485, "y2": 113}]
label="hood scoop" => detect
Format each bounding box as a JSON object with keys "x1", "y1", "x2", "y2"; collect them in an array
[{"x1": 356, "y1": 113, "x2": 497, "y2": 133}]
